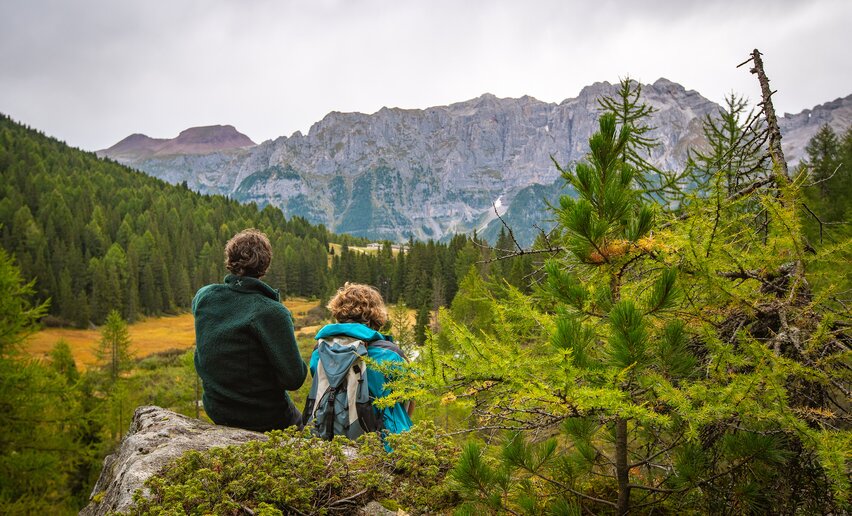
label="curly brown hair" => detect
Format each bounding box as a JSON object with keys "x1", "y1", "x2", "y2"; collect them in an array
[
  {"x1": 327, "y1": 282, "x2": 388, "y2": 331},
  {"x1": 224, "y1": 229, "x2": 272, "y2": 278}
]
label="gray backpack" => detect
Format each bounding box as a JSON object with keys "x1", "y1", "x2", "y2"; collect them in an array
[{"x1": 303, "y1": 337, "x2": 383, "y2": 440}]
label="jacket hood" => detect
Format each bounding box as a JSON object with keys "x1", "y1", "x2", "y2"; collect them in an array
[{"x1": 315, "y1": 323, "x2": 390, "y2": 342}]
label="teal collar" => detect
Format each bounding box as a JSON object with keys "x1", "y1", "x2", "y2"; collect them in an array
[
  {"x1": 315, "y1": 323, "x2": 390, "y2": 342},
  {"x1": 224, "y1": 274, "x2": 279, "y2": 301}
]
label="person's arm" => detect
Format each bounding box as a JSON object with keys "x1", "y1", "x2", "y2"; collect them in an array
[{"x1": 253, "y1": 304, "x2": 308, "y2": 391}]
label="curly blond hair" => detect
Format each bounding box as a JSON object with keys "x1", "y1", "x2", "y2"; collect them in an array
[
  {"x1": 327, "y1": 282, "x2": 388, "y2": 330},
  {"x1": 224, "y1": 228, "x2": 272, "y2": 278}
]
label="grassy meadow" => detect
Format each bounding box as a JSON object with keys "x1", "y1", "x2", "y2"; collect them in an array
[
  {"x1": 25, "y1": 297, "x2": 324, "y2": 370},
  {"x1": 22, "y1": 295, "x2": 417, "y2": 427}
]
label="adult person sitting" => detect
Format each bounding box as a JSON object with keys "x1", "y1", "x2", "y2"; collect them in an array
[
  {"x1": 308, "y1": 282, "x2": 413, "y2": 436},
  {"x1": 193, "y1": 228, "x2": 307, "y2": 432}
]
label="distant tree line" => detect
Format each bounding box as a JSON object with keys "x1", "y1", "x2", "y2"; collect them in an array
[{"x1": 333, "y1": 229, "x2": 540, "y2": 303}]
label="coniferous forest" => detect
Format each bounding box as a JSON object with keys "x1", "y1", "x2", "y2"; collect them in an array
[{"x1": 1, "y1": 65, "x2": 850, "y2": 514}]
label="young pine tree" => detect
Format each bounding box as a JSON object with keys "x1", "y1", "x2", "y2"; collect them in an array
[
  {"x1": 95, "y1": 309, "x2": 134, "y2": 382},
  {"x1": 388, "y1": 301, "x2": 416, "y2": 355},
  {"x1": 688, "y1": 93, "x2": 768, "y2": 196},
  {"x1": 596, "y1": 77, "x2": 686, "y2": 205},
  {"x1": 805, "y1": 124, "x2": 841, "y2": 197}
]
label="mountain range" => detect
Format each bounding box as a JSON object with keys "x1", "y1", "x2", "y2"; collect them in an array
[{"x1": 99, "y1": 79, "x2": 852, "y2": 244}]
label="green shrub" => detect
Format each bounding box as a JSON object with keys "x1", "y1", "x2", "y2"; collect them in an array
[{"x1": 125, "y1": 422, "x2": 458, "y2": 515}]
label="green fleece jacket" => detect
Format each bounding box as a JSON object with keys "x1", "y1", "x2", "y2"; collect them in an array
[{"x1": 193, "y1": 275, "x2": 307, "y2": 431}]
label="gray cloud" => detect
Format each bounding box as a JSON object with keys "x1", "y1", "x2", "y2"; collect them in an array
[{"x1": 1, "y1": 0, "x2": 849, "y2": 150}]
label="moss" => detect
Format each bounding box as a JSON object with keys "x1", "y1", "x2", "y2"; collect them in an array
[
  {"x1": 379, "y1": 498, "x2": 399, "y2": 511},
  {"x1": 125, "y1": 422, "x2": 459, "y2": 515}
]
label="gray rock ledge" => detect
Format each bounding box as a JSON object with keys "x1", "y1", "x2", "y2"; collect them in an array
[{"x1": 81, "y1": 405, "x2": 267, "y2": 515}]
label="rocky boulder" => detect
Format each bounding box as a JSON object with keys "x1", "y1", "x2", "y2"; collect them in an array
[
  {"x1": 80, "y1": 406, "x2": 400, "y2": 516},
  {"x1": 81, "y1": 406, "x2": 268, "y2": 515}
]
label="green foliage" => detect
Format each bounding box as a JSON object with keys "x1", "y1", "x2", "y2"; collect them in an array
[
  {"x1": 393, "y1": 85, "x2": 851, "y2": 514},
  {"x1": 804, "y1": 124, "x2": 845, "y2": 202},
  {"x1": 0, "y1": 247, "x2": 46, "y2": 355},
  {"x1": 596, "y1": 77, "x2": 686, "y2": 204},
  {"x1": 388, "y1": 301, "x2": 416, "y2": 354},
  {"x1": 556, "y1": 112, "x2": 654, "y2": 266},
  {"x1": 123, "y1": 422, "x2": 458, "y2": 515},
  {"x1": 95, "y1": 309, "x2": 135, "y2": 382},
  {"x1": 449, "y1": 267, "x2": 495, "y2": 332},
  {"x1": 126, "y1": 349, "x2": 201, "y2": 423},
  {"x1": 49, "y1": 339, "x2": 80, "y2": 383},
  {"x1": 0, "y1": 114, "x2": 334, "y2": 325},
  {"x1": 688, "y1": 94, "x2": 767, "y2": 196},
  {"x1": 0, "y1": 248, "x2": 95, "y2": 514},
  {"x1": 414, "y1": 304, "x2": 430, "y2": 346}
]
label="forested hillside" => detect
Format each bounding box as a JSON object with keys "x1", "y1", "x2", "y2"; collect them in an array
[
  {"x1": 0, "y1": 114, "x2": 332, "y2": 324},
  {"x1": 0, "y1": 113, "x2": 542, "y2": 330}
]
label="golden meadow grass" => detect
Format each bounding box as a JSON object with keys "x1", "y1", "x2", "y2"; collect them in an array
[{"x1": 25, "y1": 298, "x2": 323, "y2": 371}]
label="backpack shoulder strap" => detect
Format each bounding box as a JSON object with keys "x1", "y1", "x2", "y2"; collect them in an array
[
  {"x1": 367, "y1": 339, "x2": 407, "y2": 360},
  {"x1": 310, "y1": 358, "x2": 330, "y2": 421}
]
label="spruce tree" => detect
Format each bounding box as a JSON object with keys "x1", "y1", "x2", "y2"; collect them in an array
[
  {"x1": 804, "y1": 124, "x2": 840, "y2": 197},
  {"x1": 414, "y1": 305, "x2": 430, "y2": 346},
  {"x1": 95, "y1": 309, "x2": 134, "y2": 382}
]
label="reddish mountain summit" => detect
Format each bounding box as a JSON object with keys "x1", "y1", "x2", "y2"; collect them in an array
[{"x1": 99, "y1": 125, "x2": 256, "y2": 161}]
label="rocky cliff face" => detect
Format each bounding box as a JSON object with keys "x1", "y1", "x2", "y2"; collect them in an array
[
  {"x1": 101, "y1": 82, "x2": 851, "y2": 244},
  {"x1": 778, "y1": 95, "x2": 852, "y2": 170}
]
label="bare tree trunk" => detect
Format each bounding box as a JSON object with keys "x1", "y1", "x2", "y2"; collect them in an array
[
  {"x1": 615, "y1": 417, "x2": 630, "y2": 515},
  {"x1": 743, "y1": 49, "x2": 808, "y2": 301},
  {"x1": 746, "y1": 49, "x2": 789, "y2": 183},
  {"x1": 610, "y1": 271, "x2": 630, "y2": 514}
]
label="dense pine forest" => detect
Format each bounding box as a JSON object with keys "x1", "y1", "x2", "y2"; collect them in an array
[{"x1": 1, "y1": 65, "x2": 850, "y2": 514}]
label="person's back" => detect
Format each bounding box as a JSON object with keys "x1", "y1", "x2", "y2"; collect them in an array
[
  {"x1": 193, "y1": 229, "x2": 307, "y2": 432},
  {"x1": 304, "y1": 283, "x2": 413, "y2": 438}
]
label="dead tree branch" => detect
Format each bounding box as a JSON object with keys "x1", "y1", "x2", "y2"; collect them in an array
[{"x1": 748, "y1": 49, "x2": 790, "y2": 183}]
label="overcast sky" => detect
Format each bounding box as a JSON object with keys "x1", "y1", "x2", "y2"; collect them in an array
[{"x1": 1, "y1": 0, "x2": 850, "y2": 151}]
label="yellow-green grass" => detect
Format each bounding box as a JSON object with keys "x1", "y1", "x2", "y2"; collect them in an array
[
  {"x1": 24, "y1": 298, "x2": 323, "y2": 371},
  {"x1": 327, "y1": 242, "x2": 403, "y2": 256}
]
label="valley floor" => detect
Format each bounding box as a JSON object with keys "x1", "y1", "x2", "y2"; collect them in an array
[{"x1": 24, "y1": 298, "x2": 324, "y2": 370}]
